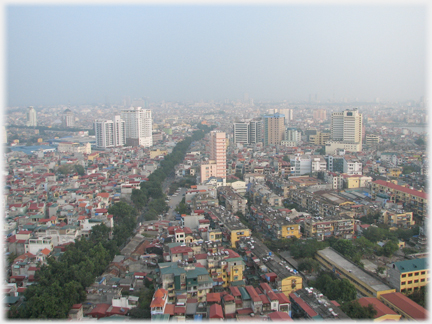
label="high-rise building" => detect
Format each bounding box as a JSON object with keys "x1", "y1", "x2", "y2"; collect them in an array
[
  {"x1": 121, "y1": 107, "x2": 153, "y2": 147},
  {"x1": 233, "y1": 122, "x2": 250, "y2": 144},
  {"x1": 285, "y1": 128, "x2": 302, "y2": 142},
  {"x1": 278, "y1": 108, "x2": 294, "y2": 124},
  {"x1": 249, "y1": 120, "x2": 262, "y2": 144},
  {"x1": 233, "y1": 119, "x2": 263, "y2": 145},
  {"x1": 94, "y1": 115, "x2": 125, "y2": 148},
  {"x1": 26, "y1": 106, "x2": 37, "y2": 127},
  {"x1": 201, "y1": 130, "x2": 226, "y2": 183},
  {"x1": 263, "y1": 113, "x2": 285, "y2": 146},
  {"x1": 62, "y1": 108, "x2": 75, "y2": 128},
  {"x1": 313, "y1": 109, "x2": 326, "y2": 122},
  {"x1": 326, "y1": 108, "x2": 362, "y2": 153}
]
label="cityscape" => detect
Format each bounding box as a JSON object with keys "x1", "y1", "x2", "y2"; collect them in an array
[{"x1": 4, "y1": 4, "x2": 429, "y2": 322}]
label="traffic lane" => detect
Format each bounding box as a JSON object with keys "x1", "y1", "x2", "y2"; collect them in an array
[{"x1": 166, "y1": 187, "x2": 187, "y2": 219}]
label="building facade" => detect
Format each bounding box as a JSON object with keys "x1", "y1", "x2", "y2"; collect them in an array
[
  {"x1": 264, "y1": 114, "x2": 285, "y2": 146},
  {"x1": 121, "y1": 107, "x2": 153, "y2": 147},
  {"x1": 26, "y1": 106, "x2": 37, "y2": 127}
]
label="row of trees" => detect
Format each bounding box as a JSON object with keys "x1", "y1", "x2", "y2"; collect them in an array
[
  {"x1": 131, "y1": 124, "x2": 214, "y2": 220},
  {"x1": 9, "y1": 201, "x2": 139, "y2": 319}
]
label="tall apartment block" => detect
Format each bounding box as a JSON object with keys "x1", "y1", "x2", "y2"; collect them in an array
[
  {"x1": 313, "y1": 109, "x2": 326, "y2": 121},
  {"x1": 201, "y1": 130, "x2": 226, "y2": 183},
  {"x1": 278, "y1": 108, "x2": 294, "y2": 124},
  {"x1": 325, "y1": 108, "x2": 363, "y2": 153},
  {"x1": 233, "y1": 119, "x2": 262, "y2": 145},
  {"x1": 121, "y1": 107, "x2": 153, "y2": 147},
  {"x1": 26, "y1": 106, "x2": 37, "y2": 127},
  {"x1": 62, "y1": 108, "x2": 75, "y2": 128},
  {"x1": 95, "y1": 115, "x2": 126, "y2": 148},
  {"x1": 263, "y1": 113, "x2": 285, "y2": 146}
]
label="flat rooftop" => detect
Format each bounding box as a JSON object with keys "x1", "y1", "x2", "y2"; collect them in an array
[{"x1": 317, "y1": 247, "x2": 393, "y2": 293}]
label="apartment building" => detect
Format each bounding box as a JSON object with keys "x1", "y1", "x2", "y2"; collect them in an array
[
  {"x1": 303, "y1": 216, "x2": 355, "y2": 241},
  {"x1": 371, "y1": 180, "x2": 428, "y2": 217},
  {"x1": 387, "y1": 258, "x2": 429, "y2": 294}
]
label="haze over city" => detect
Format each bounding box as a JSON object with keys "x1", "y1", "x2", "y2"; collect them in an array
[{"x1": 6, "y1": 4, "x2": 426, "y2": 107}]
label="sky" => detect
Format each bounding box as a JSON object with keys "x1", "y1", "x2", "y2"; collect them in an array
[{"x1": 5, "y1": 4, "x2": 428, "y2": 106}]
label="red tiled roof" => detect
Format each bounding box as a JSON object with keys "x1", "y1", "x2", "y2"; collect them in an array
[
  {"x1": 357, "y1": 297, "x2": 399, "y2": 319},
  {"x1": 289, "y1": 293, "x2": 316, "y2": 317},
  {"x1": 207, "y1": 293, "x2": 221, "y2": 303},
  {"x1": 380, "y1": 292, "x2": 428, "y2": 320},
  {"x1": 373, "y1": 180, "x2": 427, "y2": 199},
  {"x1": 268, "y1": 311, "x2": 293, "y2": 321},
  {"x1": 209, "y1": 304, "x2": 224, "y2": 319},
  {"x1": 164, "y1": 304, "x2": 175, "y2": 315}
]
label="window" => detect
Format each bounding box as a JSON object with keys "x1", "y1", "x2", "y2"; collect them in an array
[
  {"x1": 415, "y1": 272, "x2": 419, "y2": 276},
  {"x1": 401, "y1": 288, "x2": 406, "y2": 292},
  {"x1": 401, "y1": 282, "x2": 406, "y2": 285},
  {"x1": 402, "y1": 274, "x2": 406, "y2": 278},
  {"x1": 408, "y1": 273, "x2": 413, "y2": 277},
  {"x1": 421, "y1": 271, "x2": 425, "y2": 275},
  {"x1": 408, "y1": 281, "x2": 412, "y2": 284},
  {"x1": 414, "y1": 280, "x2": 419, "y2": 283},
  {"x1": 421, "y1": 279, "x2": 425, "y2": 282}
]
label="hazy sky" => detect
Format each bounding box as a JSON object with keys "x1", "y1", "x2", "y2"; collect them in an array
[{"x1": 6, "y1": 5, "x2": 427, "y2": 106}]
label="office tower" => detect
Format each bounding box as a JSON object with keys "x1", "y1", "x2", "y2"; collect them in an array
[
  {"x1": 121, "y1": 107, "x2": 153, "y2": 147},
  {"x1": 94, "y1": 116, "x2": 126, "y2": 148},
  {"x1": 249, "y1": 119, "x2": 262, "y2": 144},
  {"x1": 285, "y1": 128, "x2": 302, "y2": 142},
  {"x1": 26, "y1": 106, "x2": 37, "y2": 127},
  {"x1": 233, "y1": 122, "x2": 250, "y2": 144},
  {"x1": 313, "y1": 109, "x2": 326, "y2": 122},
  {"x1": 331, "y1": 108, "x2": 362, "y2": 143},
  {"x1": 62, "y1": 108, "x2": 75, "y2": 128},
  {"x1": 263, "y1": 113, "x2": 285, "y2": 146},
  {"x1": 326, "y1": 108, "x2": 363, "y2": 153},
  {"x1": 201, "y1": 130, "x2": 226, "y2": 183},
  {"x1": 233, "y1": 119, "x2": 263, "y2": 145}
]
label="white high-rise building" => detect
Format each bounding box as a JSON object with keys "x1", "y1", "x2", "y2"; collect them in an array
[
  {"x1": 95, "y1": 116, "x2": 125, "y2": 148},
  {"x1": 62, "y1": 108, "x2": 75, "y2": 128},
  {"x1": 121, "y1": 107, "x2": 153, "y2": 147},
  {"x1": 326, "y1": 108, "x2": 363, "y2": 153},
  {"x1": 233, "y1": 122, "x2": 250, "y2": 144},
  {"x1": 26, "y1": 106, "x2": 37, "y2": 127},
  {"x1": 233, "y1": 119, "x2": 263, "y2": 145}
]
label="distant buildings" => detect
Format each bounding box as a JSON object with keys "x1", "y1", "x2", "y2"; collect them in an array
[
  {"x1": 62, "y1": 108, "x2": 75, "y2": 128},
  {"x1": 26, "y1": 106, "x2": 37, "y2": 127}
]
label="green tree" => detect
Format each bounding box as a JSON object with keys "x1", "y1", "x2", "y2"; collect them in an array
[
  {"x1": 340, "y1": 300, "x2": 377, "y2": 319},
  {"x1": 298, "y1": 258, "x2": 321, "y2": 274},
  {"x1": 381, "y1": 240, "x2": 399, "y2": 257},
  {"x1": 74, "y1": 164, "x2": 85, "y2": 175}
]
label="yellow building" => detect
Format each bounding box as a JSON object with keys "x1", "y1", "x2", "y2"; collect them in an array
[
  {"x1": 387, "y1": 258, "x2": 428, "y2": 294},
  {"x1": 281, "y1": 223, "x2": 301, "y2": 239},
  {"x1": 87, "y1": 152, "x2": 99, "y2": 161},
  {"x1": 309, "y1": 131, "x2": 330, "y2": 145},
  {"x1": 371, "y1": 180, "x2": 428, "y2": 217},
  {"x1": 382, "y1": 210, "x2": 415, "y2": 230},
  {"x1": 208, "y1": 256, "x2": 245, "y2": 288},
  {"x1": 316, "y1": 247, "x2": 396, "y2": 298},
  {"x1": 387, "y1": 168, "x2": 403, "y2": 178},
  {"x1": 280, "y1": 275, "x2": 302, "y2": 297},
  {"x1": 304, "y1": 216, "x2": 354, "y2": 241},
  {"x1": 150, "y1": 148, "x2": 168, "y2": 159},
  {"x1": 230, "y1": 228, "x2": 251, "y2": 248},
  {"x1": 208, "y1": 230, "x2": 223, "y2": 242}
]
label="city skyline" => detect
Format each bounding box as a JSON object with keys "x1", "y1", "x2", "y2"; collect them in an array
[{"x1": 6, "y1": 4, "x2": 427, "y2": 107}]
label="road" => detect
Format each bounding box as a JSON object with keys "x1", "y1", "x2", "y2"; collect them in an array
[{"x1": 164, "y1": 187, "x2": 187, "y2": 221}]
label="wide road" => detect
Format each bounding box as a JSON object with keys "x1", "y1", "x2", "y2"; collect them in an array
[{"x1": 164, "y1": 187, "x2": 187, "y2": 221}]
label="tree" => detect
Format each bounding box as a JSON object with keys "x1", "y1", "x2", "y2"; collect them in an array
[
  {"x1": 340, "y1": 300, "x2": 377, "y2": 319},
  {"x1": 414, "y1": 137, "x2": 425, "y2": 146},
  {"x1": 298, "y1": 258, "x2": 321, "y2": 274},
  {"x1": 74, "y1": 164, "x2": 85, "y2": 176},
  {"x1": 381, "y1": 240, "x2": 399, "y2": 257},
  {"x1": 311, "y1": 272, "x2": 357, "y2": 304}
]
